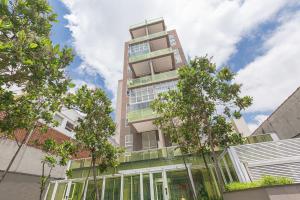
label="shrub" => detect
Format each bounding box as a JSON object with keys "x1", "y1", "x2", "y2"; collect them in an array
[{"x1": 225, "y1": 175, "x2": 294, "y2": 191}]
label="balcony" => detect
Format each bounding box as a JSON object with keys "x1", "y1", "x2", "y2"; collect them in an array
[
  {"x1": 128, "y1": 31, "x2": 168, "y2": 45},
  {"x1": 130, "y1": 17, "x2": 164, "y2": 30},
  {"x1": 129, "y1": 48, "x2": 173, "y2": 64},
  {"x1": 127, "y1": 70, "x2": 178, "y2": 89},
  {"x1": 69, "y1": 146, "x2": 182, "y2": 170},
  {"x1": 127, "y1": 107, "x2": 158, "y2": 123}
]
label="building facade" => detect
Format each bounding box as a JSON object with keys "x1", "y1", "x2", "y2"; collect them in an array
[
  {"x1": 116, "y1": 17, "x2": 187, "y2": 151},
  {"x1": 252, "y1": 87, "x2": 300, "y2": 139}
]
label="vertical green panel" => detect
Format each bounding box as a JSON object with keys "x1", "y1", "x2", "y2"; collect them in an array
[
  {"x1": 167, "y1": 170, "x2": 193, "y2": 200},
  {"x1": 104, "y1": 177, "x2": 121, "y2": 200},
  {"x1": 143, "y1": 174, "x2": 151, "y2": 200},
  {"x1": 54, "y1": 183, "x2": 67, "y2": 200},
  {"x1": 45, "y1": 183, "x2": 55, "y2": 200},
  {"x1": 70, "y1": 181, "x2": 85, "y2": 200},
  {"x1": 123, "y1": 175, "x2": 140, "y2": 200},
  {"x1": 153, "y1": 173, "x2": 163, "y2": 200},
  {"x1": 86, "y1": 179, "x2": 102, "y2": 200}
]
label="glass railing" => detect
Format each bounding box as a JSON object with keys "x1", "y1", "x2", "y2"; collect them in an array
[
  {"x1": 245, "y1": 134, "x2": 274, "y2": 144},
  {"x1": 70, "y1": 146, "x2": 182, "y2": 170},
  {"x1": 129, "y1": 17, "x2": 164, "y2": 30},
  {"x1": 129, "y1": 48, "x2": 173, "y2": 63},
  {"x1": 128, "y1": 70, "x2": 178, "y2": 88},
  {"x1": 129, "y1": 31, "x2": 168, "y2": 44},
  {"x1": 127, "y1": 107, "x2": 158, "y2": 123}
]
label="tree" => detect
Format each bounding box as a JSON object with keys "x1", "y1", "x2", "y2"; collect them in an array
[
  {"x1": 151, "y1": 56, "x2": 252, "y2": 196},
  {"x1": 67, "y1": 85, "x2": 121, "y2": 200},
  {"x1": 0, "y1": 0, "x2": 74, "y2": 182},
  {"x1": 39, "y1": 139, "x2": 76, "y2": 200}
]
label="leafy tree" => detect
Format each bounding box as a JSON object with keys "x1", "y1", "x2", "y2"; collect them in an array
[
  {"x1": 0, "y1": 0, "x2": 74, "y2": 182},
  {"x1": 67, "y1": 85, "x2": 121, "y2": 200},
  {"x1": 39, "y1": 139, "x2": 76, "y2": 200},
  {"x1": 151, "y1": 57, "x2": 252, "y2": 196}
]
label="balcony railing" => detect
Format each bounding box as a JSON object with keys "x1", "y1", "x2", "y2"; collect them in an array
[
  {"x1": 129, "y1": 31, "x2": 168, "y2": 45},
  {"x1": 129, "y1": 17, "x2": 164, "y2": 30},
  {"x1": 69, "y1": 146, "x2": 182, "y2": 170},
  {"x1": 128, "y1": 70, "x2": 178, "y2": 89},
  {"x1": 127, "y1": 107, "x2": 158, "y2": 123},
  {"x1": 129, "y1": 48, "x2": 173, "y2": 64}
]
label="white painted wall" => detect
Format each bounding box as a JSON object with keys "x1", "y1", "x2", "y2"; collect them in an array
[{"x1": 0, "y1": 139, "x2": 67, "y2": 178}]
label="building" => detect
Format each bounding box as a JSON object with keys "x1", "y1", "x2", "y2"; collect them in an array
[
  {"x1": 0, "y1": 109, "x2": 87, "y2": 200},
  {"x1": 116, "y1": 17, "x2": 187, "y2": 151},
  {"x1": 252, "y1": 87, "x2": 300, "y2": 139},
  {"x1": 45, "y1": 18, "x2": 223, "y2": 200}
]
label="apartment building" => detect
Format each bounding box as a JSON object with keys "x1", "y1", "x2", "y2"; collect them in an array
[{"x1": 116, "y1": 17, "x2": 187, "y2": 151}]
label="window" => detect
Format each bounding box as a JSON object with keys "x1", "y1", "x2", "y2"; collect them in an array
[
  {"x1": 168, "y1": 34, "x2": 177, "y2": 46},
  {"x1": 142, "y1": 131, "x2": 158, "y2": 150},
  {"x1": 174, "y1": 49, "x2": 182, "y2": 64},
  {"x1": 65, "y1": 121, "x2": 74, "y2": 132},
  {"x1": 125, "y1": 134, "x2": 133, "y2": 149},
  {"x1": 128, "y1": 42, "x2": 150, "y2": 57},
  {"x1": 128, "y1": 80, "x2": 178, "y2": 112},
  {"x1": 53, "y1": 114, "x2": 63, "y2": 126}
]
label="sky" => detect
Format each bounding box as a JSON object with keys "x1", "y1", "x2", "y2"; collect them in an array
[{"x1": 49, "y1": 0, "x2": 300, "y2": 132}]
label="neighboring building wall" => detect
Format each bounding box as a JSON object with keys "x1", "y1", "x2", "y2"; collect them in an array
[
  {"x1": 231, "y1": 117, "x2": 251, "y2": 137},
  {"x1": 114, "y1": 79, "x2": 123, "y2": 145},
  {"x1": 224, "y1": 184, "x2": 300, "y2": 200},
  {"x1": 0, "y1": 172, "x2": 44, "y2": 200},
  {"x1": 253, "y1": 87, "x2": 300, "y2": 139},
  {"x1": 0, "y1": 139, "x2": 67, "y2": 178}
]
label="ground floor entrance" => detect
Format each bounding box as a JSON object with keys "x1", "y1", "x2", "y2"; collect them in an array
[{"x1": 45, "y1": 164, "x2": 217, "y2": 200}]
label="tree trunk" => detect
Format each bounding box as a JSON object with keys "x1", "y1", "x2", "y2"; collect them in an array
[
  {"x1": 208, "y1": 131, "x2": 224, "y2": 198},
  {"x1": 81, "y1": 160, "x2": 92, "y2": 200},
  {"x1": 92, "y1": 156, "x2": 100, "y2": 200},
  {"x1": 0, "y1": 127, "x2": 35, "y2": 183}
]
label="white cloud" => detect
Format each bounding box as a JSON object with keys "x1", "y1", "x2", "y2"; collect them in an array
[
  {"x1": 62, "y1": 0, "x2": 292, "y2": 105},
  {"x1": 248, "y1": 114, "x2": 269, "y2": 132},
  {"x1": 236, "y1": 12, "x2": 300, "y2": 113}
]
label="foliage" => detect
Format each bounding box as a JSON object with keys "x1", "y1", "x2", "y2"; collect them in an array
[
  {"x1": 39, "y1": 139, "x2": 76, "y2": 200},
  {"x1": 0, "y1": 0, "x2": 74, "y2": 183},
  {"x1": 67, "y1": 85, "x2": 122, "y2": 200},
  {"x1": 151, "y1": 56, "x2": 252, "y2": 192},
  {"x1": 225, "y1": 176, "x2": 294, "y2": 191}
]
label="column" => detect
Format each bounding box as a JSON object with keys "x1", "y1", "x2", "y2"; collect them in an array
[
  {"x1": 149, "y1": 173, "x2": 155, "y2": 200},
  {"x1": 157, "y1": 129, "x2": 166, "y2": 148}
]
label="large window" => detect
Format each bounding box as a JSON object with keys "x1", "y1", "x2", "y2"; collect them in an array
[
  {"x1": 128, "y1": 80, "x2": 178, "y2": 112},
  {"x1": 174, "y1": 49, "x2": 182, "y2": 64},
  {"x1": 128, "y1": 42, "x2": 150, "y2": 57},
  {"x1": 168, "y1": 34, "x2": 177, "y2": 46},
  {"x1": 142, "y1": 131, "x2": 158, "y2": 150}
]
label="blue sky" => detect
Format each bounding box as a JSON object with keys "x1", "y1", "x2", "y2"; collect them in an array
[{"x1": 49, "y1": 0, "x2": 300, "y2": 131}]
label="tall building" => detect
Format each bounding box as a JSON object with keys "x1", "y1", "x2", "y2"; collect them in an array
[{"x1": 116, "y1": 17, "x2": 187, "y2": 151}]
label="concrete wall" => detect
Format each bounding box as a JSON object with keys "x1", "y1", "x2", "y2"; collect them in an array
[
  {"x1": 253, "y1": 87, "x2": 300, "y2": 139},
  {"x1": 0, "y1": 171, "x2": 48, "y2": 200},
  {"x1": 0, "y1": 139, "x2": 67, "y2": 178},
  {"x1": 224, "y1": 184, "x2": 300, "y2": 200}
]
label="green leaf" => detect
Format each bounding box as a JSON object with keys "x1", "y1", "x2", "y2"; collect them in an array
[{"x1": 29, "y1": 43, "x2": 38, "y2": 49}]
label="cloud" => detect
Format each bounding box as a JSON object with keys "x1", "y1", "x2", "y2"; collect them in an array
[
  {"x1": 236, "y1": 12, "x2": 300, "y2": 113},
  {"x1": 248, "y1": 114, "x2": 269, "y2": 132},
  {"x1": 62, "y1": 0, "x2": 291, "y2": 105}
]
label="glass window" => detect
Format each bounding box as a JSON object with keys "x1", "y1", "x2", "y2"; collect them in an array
[
  {"x1": 123, "y1": 175, "x2": 140, "y2": 200},
  {"x1": 168, "y1": 34, "x2": 177, "y2": 46},
  {"x1": 125, "y1": 135, "x2": 133, "y2": 150},
  {"x1": 86, "y1": 179, "x2": 103, "y2": 200},
  {"x1": 167, "y1": 170, "x2": 194, "y2": 200},
  {"x1": 174, "y1": 49, "x2": 182, "y2": 64},
  {"x1": 142, "y1": 131, "x2": 158, "y2": 150},
  {"x1": 129, "y1": 42, "x2": 150, "y2": 57},
  {"x1": 104, "y1": 177, "x2": 121, "y2": 200},
  {"x1": 65, "y1": 121, "x2": 74, "y2": 132}
]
